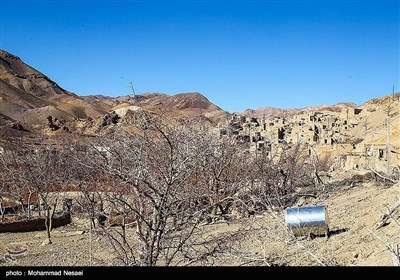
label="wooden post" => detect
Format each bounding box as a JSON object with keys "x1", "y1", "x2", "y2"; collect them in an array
[{"x1": 386, "y1": 105, "x2": 391, "y2": 176}]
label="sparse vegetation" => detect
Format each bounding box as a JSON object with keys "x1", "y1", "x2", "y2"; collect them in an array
[{"x1": 0, "y1": 50, "x2": 399, "y2": 266}]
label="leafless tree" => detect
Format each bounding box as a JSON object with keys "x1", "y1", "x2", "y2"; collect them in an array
[
  {"x1": 246, "y1": 142, "x2": 316, "y2": 211},
  {"x1": 0, "y1": 141, "x2": 71, "y2": 244},
  {"x1": 197, "y1": 137, "x2": 249, "y2": 218},
  {"x1": 63, "y1": 140, "x2": 107, "y2": 229},
  {"x1": 78, "y1": 112, "x2": 244, "y2": 266},
  {"x1": 309, "y1": 146, "x2": 334, "y2": 191},
  {"x1": 0, "y1": 144, "x2": 36, "y2": 220}
]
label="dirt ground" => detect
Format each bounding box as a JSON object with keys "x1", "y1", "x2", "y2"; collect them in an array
[{"x1": 0, "y1": 179, "x2": 399, "y2": 266}]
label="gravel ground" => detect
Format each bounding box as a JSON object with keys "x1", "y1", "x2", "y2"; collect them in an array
[
  {"x1": 0, "y1": 217, "x2": 118, "y2": 267},
  {"x1": 1, "y1": 181, "x2": 399, "y2": 266}
]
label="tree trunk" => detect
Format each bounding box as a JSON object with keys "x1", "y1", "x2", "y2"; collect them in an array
[
  {"x1": 0, "y1": 197, "x2": 4, "y2": 222},
  {"x1": 27, "y1": 192, "x2": 32, "y2": 220},
  {"x1": 369, "y1": 169, "x2": 397, "y2": 184},
  {"x1": 45, "y1": 199, "x2": 58, "y2": 244},
  {"x1": 45, "y1": 207, "x2": 52, "y2": 244}
]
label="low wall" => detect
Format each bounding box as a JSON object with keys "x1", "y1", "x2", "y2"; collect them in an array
[{"x1": 0, "y1": 212, "x2": 71, "y2": 233}]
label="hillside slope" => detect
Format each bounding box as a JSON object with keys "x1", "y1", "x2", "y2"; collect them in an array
[
  {"x1": 0, "y1": 50, "x2": 229, "y2": 128},
  {"x1": 240, "y1": 102, "x2": 358, "y2": 119},
  {"x1": 0, "y1": 50, "x2": 108, "y2": 124}
]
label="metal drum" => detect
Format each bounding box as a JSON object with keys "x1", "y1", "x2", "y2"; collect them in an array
[{"x1": 285, "y1": 205, "x2": 329, "y2": 237}]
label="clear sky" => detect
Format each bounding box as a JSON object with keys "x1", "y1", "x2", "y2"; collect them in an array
[{"x1": 1, "y1": 0, "x2": 399, "y2": 112}]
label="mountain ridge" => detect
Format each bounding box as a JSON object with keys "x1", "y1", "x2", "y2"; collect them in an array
[
  {"x1": 0, "y1": 50, "x2": 229, "y2": 127},
  {"x1": 239, "y1": 101, "x2": 358, "y2": 119},
  {"x1": 0, "y1": 50, "x2": 388, "y2": 133}
]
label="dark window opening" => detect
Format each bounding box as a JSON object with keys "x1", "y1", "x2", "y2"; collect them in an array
[{"x1": 379, "y1": 149, "x2": 384, "y2": 159}]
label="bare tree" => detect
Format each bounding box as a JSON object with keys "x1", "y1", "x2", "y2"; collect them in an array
[
  {"x1": 246, "y1": 142, "x2": 316, "y2": 210},
  {"x1": 309, "y1": 146, "x2": 334, "y2": 191},
  {"x1": 197, "y1": 137, "x2": 249, "y2": 218},
  {"x1": 1, "y1": 142, "x2": 71, "y2": 244},
  {"x1": 0, "y1": 144, "x2": 36, "y2": 220},
  {"x1": 79, "y1": 113, "x2": 242, "y2": 266}
]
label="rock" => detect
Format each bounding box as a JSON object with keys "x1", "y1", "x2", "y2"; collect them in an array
[
  {"x1": 101, "y1": 111, "x2": 120, "y2": 127},
  {"x1": 64, "y1": 230, "x2": 85, "y2": 237},
  {"x1": 35, "y1": 231, "x2": 62, "y2": 238},
  {"x1": 41, "y1": 239, "x2": 52, "y2": 246},
  {"x1": 297, "y1": 197, "x2": 307, "y2": 207},
  {"x1": 11, "y1": 122, "x2": 26, "y2": 131},
  {"x1": 46, "y1": 115, "x2": 60, "y2": 131}
]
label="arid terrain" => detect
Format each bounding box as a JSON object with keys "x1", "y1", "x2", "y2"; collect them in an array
[
  {"x1": 0, "y1": 50, "x2": 229, "y2": 133},
  {"x1": 1, "y1": 173, "x2": 399, "y2": 266},
  {"x1": 0, "y1": 50, "x2": 399, "y2": 267}
]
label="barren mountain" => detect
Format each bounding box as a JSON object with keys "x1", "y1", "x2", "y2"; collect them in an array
[
  {"x1": 1, "y1": 49, "x2": 394, "y2": 144},
  {"x1": 240, "y1": 102, "x2": 357, "y2": 119},
  {"x1": 0, "y1": 50, "x2": 107, "y2": 124},
  {"x1": 0, "y1": 50, "x2": 229, "y2": 130},
  {"x1": 0, "y1": 51, "x2": 73, "y2": 99},
  {"x1": 106, "y1": 92, "x2": 229, "y2": 124},
  {"x1": 0, "y1": 51, "x2": 399, "y2": 268}
]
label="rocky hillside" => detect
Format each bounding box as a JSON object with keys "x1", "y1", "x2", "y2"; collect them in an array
[
  {"x1": 0, "y1": 50, "x2": 108, "y2": 124},
  {"x1": 110, "y1": 92, "x2": 229, "y2": 124},
  {"x1": 0, "y1": 49, "x2": 396, "y2": 143},
  {"x1": 0, "y1": 50, "x2": 229, "y2": 130},
  {"x1": 349, "y1": 94, "x2": 400, "y2": 150}
]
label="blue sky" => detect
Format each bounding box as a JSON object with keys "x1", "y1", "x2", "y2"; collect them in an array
[{"x1": 1, "y1": 0, "x2": 399, "y2": 112}]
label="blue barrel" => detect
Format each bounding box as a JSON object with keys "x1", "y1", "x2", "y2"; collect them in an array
[{"x1": 285, "y1": 205, "x2": 329, "y2": 237}]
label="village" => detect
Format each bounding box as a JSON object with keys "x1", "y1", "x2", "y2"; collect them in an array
[
  {"x1": 216, "y1": 102, "x2": 399, "y2": 176},
  {"x1": 1, "y1": 0, "x2": 400, "y2": 268},
  {"x1": 1, "y1": 96, "x2": 399, "y2": 266}
]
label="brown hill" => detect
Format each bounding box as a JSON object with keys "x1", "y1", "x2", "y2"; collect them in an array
[
  {"x1": 130, "y1": 92, "x2": 228, "y2": 122},
  {"x1": 332, "y1": 102, "x2": 358, "y2": 108},
  {"x1": 348, "y1": 94, "x2": 400, "y2": 150},
  {"x1": 91, "y1": 92, "x2": 223, "y2": 113},
  {"x1": 1, "y1": 49, "x2": 369, "y2": 135},
  {"x1": 0, "y1": 50, "x2": 229, "y2": 129},
  {"x1": 240, "y1": 102, "x2": 357, "y2": 119},
  {"x1": 241, "y1": 105, "x2": 320, "y2": 119},
  {"x1": 0, "y1": 50, "x2": 75, "y2": 99},
  {"x1": 0, "y1": 50, "x2": 107, "y2": 124},
  {"x1": 83, "y1": 92, "x2": 230, "y2": 127}
]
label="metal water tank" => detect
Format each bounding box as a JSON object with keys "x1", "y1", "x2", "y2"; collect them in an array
[{"x1": 285, "y1": 205, "x2": 329, "y2": 237}]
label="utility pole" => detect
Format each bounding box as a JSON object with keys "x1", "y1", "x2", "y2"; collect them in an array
[
  {"x1": 372, "y1": 133, "x2": 376, "y2": 170},
  {"x1": 393, "y1": 85, "x2": 395, "y2": 101},
  {"x1": 387, "y1": 110, "x2": 391, "y2": 175},
  {"x1": 386, "y1": 89, "x2": 393, "y2": 176}
]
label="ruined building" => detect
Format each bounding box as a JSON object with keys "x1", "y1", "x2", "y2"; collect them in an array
[{"x1": 217, "y1": 100, "x2": 400, "y2": 175}]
